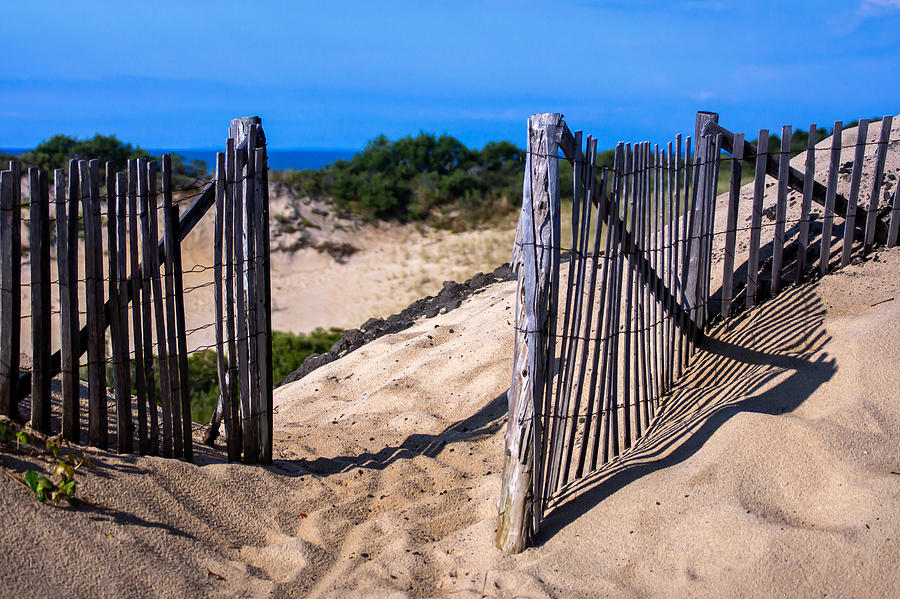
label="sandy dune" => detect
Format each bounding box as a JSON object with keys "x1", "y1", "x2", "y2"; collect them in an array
[
  {"x1": 2, "y1": 238, "x2": 899, "y2": 597},
  {"x1": 3, "y1": 121, "x2": 900, "y2": 597}
]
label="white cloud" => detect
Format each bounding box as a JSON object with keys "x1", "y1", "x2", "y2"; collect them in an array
[{"x1": 859, "y1": 0, "x2": 900, "y2": 15}]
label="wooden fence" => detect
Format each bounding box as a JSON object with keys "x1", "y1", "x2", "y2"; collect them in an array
[
  {"x1": 497, "y1": 111, "x2": 900, "y2": 552},
  {"x1": 0, "y1": 117, "x2": 273, "y2": 465}
]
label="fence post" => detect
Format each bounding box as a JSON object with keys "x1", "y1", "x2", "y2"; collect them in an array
[
  {"x1": 496, "y1": 113, "x2": 562, "y2": 554},
  {"x1": 0, "y1": 163, "x2": 22, "y2": 419},
  {"x1": 30, "y1": 169, "x2": 52, "y2": 433},
  {"x1": 684, "y1": 112, "x2": 718, "y2": 335}
]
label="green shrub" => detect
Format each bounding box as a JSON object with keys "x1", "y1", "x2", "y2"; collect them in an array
[{"x1": 80, "y1": 328, "x2": 343, "y2": 427}]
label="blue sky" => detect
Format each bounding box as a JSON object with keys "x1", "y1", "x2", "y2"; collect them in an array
[{"x1": 2, "y1": 0, "x2": 899, "y2": 150}]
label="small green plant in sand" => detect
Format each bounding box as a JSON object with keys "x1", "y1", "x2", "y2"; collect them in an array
[{"x1": 0, "y1": 419, "x2": 92, "y2": 507}]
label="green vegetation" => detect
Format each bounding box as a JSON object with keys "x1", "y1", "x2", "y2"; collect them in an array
[
  {"x1": 0, "y1": 419, "x2": 92, "y2": 507},
  {"x1": 81, "y1": 328, "x2": 343, "y2": 425},
  {"x1": 270, "y1": 132, "x2": 524, "y2": 229},
  {"x1": 1, "y1": 134, "x2": 208, "y2": 188}
]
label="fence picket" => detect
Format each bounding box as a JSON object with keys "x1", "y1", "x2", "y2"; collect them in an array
[
  {"x1": 146, "y1": 161, "x2": 173, "y2": 458},
  {"x1": 115, "y1": 171, "x2": 132, "y2": 452},
  {"x1": 224, "y1": 138, "x2": 242, "y2": 460},
  {"x1": 128, "y1": 158, "x2": 149, "y2": 454},
  {"x1": 28, "y1": 170, "x2": 50, "y2": 432},
  {"x1": 721, "y1": 133, "x2": 743, "y2": 318},
  {"x1": 820, "y1": 121, "x2": 843, "y2": 275},
  {"x1": 79, "y1": 160, "x2": 107, "y2": 448},
  {"x1": 58, "y1": 162, "x2": 80, "y2": 441},
  {"x1": 841, "y1": 120, "x2": 868, "y2": 267},
  {"x1": 864, "y1": 116, "x2": 891, "y2": 253},
  {"x1": 0, "y1": 169, "x2": 15, "y2": 418},
  {"x1": 162, "y1": 155, "x2": 182, "y2": 457},
  {"x1": 746, "y1": 130, "x2": 768, "y2": 308},
  {"x1": 137, "y1": 159, "x2": 159, "y2": 454},
  {"x1": 170, "y1": 202, "x2": 192, "y2": 462},
  {"x1": 244, "y1": 130, "x2": 260, "y2": 465},
  {"x1": 890, "y1": 177, "x2": 900, "y2": 248},
  {"x1": 796, "y1": 125, "x2": 817, "y2": 282},
  {"x1": 105, "y1": 164, "x2": 126, "y2": 451},
  {"x1": 772, "y1": 126, "x2": 791, "y2": 292}
]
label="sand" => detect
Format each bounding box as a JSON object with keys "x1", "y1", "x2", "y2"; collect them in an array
[
  {"x1": 3, "y1": 122, "x2": 900, "y2": 597},
  {"x1": 2, "y1": 237, "x2": 899, "y2": 597}
]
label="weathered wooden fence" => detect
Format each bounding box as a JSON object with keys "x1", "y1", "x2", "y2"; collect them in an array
[
  {"x1": 497, "y1": 111, "x2": 900, "y2": 552},
  {"x1": 0, "y1": 116, "x2": 273, "y2": 465}
]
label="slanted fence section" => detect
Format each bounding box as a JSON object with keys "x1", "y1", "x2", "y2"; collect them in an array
[
  {"x1": 0, "y1": 116, "x2": 273, "y2": 465},
  {"x1": 497, "y1": 111, "x2": 900, "y2": 552}
]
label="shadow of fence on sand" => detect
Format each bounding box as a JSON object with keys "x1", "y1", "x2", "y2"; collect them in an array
[{"x1": 534, "y1": 282, "x2": 836, "y2": 546}]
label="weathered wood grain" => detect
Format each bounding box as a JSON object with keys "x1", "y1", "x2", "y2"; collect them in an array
[
  {"x1": 29, "y1": 169, "x2": 51, "y2": 432},
  {"x1": 721, "y1": 133, "x2": 744, "y2": 317},
  {"x1": 129, "y1": 159, "x2": 149, "y2": 454},
  {"x1": 864, "y1": 116, "x2": 891, "y2": 253},
  {"x1": 496, "y1": 113, "x2": 561, "y2": 554},
  {"x1": 772, "y1": 126, "x2": 791, "y2": 292},
  {"x1": 137, "y1": 159, "x2": 159, "y2": 454},
  {"x1": 161, "y1": 155, "x2": 182, "y2": 457},
  {"x1": 58, "y1": 162, "x2": 80, "y2": 441},
  {"x1": 841, "y1": 119, "x2": 868, "y2": 267},
  {"x1": 146, "y1": 161, "x2": 173, "y2": 458},
  {"x1": 820, "y1": 121, "x2": 843, "y2": 275},
  {"x1": 796, "y1": 125, "x2": 817, "y2": 283},
  {"x1": 746, "y1": 129, "x2": 768, "y2": 307},
  {"x1": 115, "y1": 171, "x2": 132, "y2": 453}
]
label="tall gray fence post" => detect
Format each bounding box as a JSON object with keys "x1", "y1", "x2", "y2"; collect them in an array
[{"x1": 496, "y1": 113, "x2": 562, "y2": 554}]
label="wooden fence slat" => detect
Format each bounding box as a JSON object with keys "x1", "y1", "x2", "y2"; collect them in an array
[
  {"x1": 796, "y1": 125, "x2": 817, "y2": 283},
  {"x1": 558, "y1": 135, "x2": 594, "y2": 484},
  {"x1": 161, "y1": 155, "x2": 182, "y2": 458},
  {"x1": 570, "y1": 140, "x2": 604, "y2": 479},
  {"x1": 80, "y1": 160, "x2": 107, "y2": 448},
  {"x1": 652, "y1": 144, "x2": 662, "y2": 406},
  {"x1": 105, "y1": 163, "x2": 126, "y2": 451},
  {"x1": 721, "y1": 133, "x2": 744, "y2": 318},
  {"x1": 224, "y1": 139, "x2": 241, "y2": 460},
  {"x1": 841, "y1": 120, "x2": 868, "y2": 268},
  {"x1": 588, "y1": 145, "x2": 626, "y2": 473},
  {"x1": 666, "y1": 140, "x2": 677, "y2": 390},
  {"x1": 211, "y1": 151, "x2": 229, "y2": 451},
  {"x1": 57, "y1": 162, "x2": 80, "y2": 441},
  {"x1": 547, "y1": 130, "x2": 582, "y2": 494},
  {"x1": 772, "y1": 126, "x2": 791, "y2": 293},
  {"x1": 244, "y1": 129, "x2": 260, "y2": 465},
  {"x1": 820, "y1": 121, "x2": 843, "y2": 275},
  {"x1": 28, "y1": 169, "x2": 51, "y2": 432},
  {"x1": 146, "y1": 161, "x2": 173, "y2": 458},
  {"x1": 0, "y1": 169, "x2": 15, "y2": 418},
  {"x1": 170, "y1": 202, "x2": 192, "y2": 462},
  {"x1": 496, "y1": 113, "x2": 561, "y2": 554},
  {"x1": 128, "y1": 158, "x2": 149, "y2": 454},
  {"x1": 599, "y1": 145, "x2": 630, "y2": 467},
  {"x1": 641, "y1": 144, "x2": 653, "y2": 422},
  {"x1": 633, "y1": 148, "x2": 648, "y2": 450},
  {"x1": 746, "y1": 129, "x2": 768, "y2": 308},
  {"x1": 115, "y1": 171, "x2": 132, "y2": 453},
  {"x1": 583, "y1": 165, "x2": 616, "y2": 473},
  {"x1": 890, "y1": 173, "x2": 900, "y2": 248},
  {"x1": 259, "y1": 147, "x2": 274, "y2": 466},
  {"x1": 253, "y1": 143, "x2": 272, "y2": 463},
  {"x1": 864, "y1": 115, "x2": 891, "y2": 254},
  {"x1": 676, "y1": 137, "x2": 688, "y2": 375},
  {"x1": 234, "y1": 145, "x2": 252, "y2": 463},
  {"x1": 137, "y1": 158, "x2": 159, "y2": 454},
  {"x1": 699, "y1": 134, "x2": 721, "y2": 327}
]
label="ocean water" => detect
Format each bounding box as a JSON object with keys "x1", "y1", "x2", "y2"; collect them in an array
[
  {"x1": 2, "y1": 148, "x2": 358, "y2": 172},
  {"x1": 149, "y1": 149, "x2": 357, "y2": 172}
]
